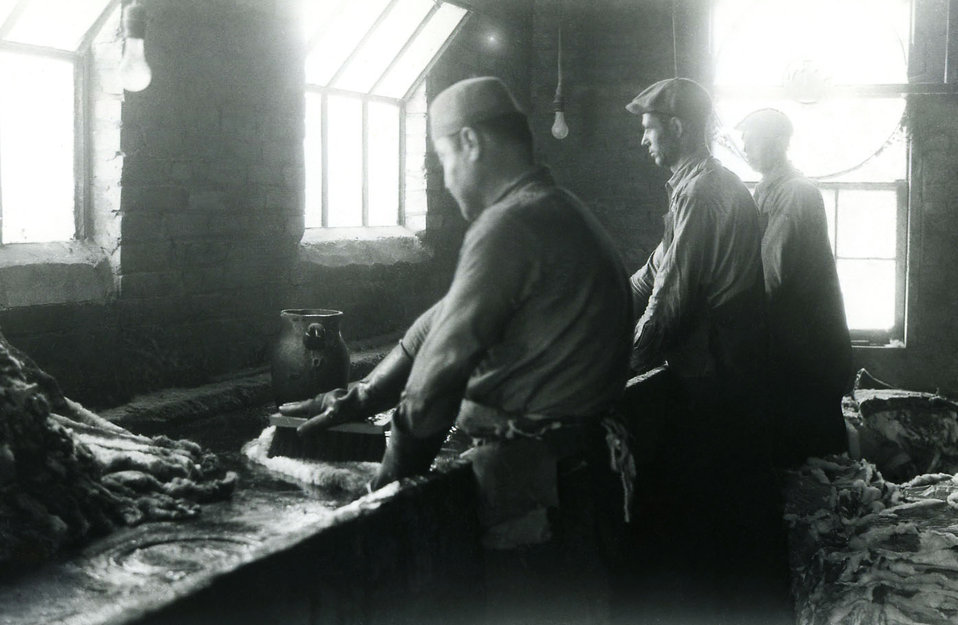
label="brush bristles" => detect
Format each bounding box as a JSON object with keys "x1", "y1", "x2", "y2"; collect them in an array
[{"x1": 266, "y1": 425, "x2": 386, "y2": 462}]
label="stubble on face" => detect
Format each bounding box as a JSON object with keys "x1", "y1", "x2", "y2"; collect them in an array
[
  {"x1": 641, "y1": 113, "x2": 674, "y2": 169},
  {"x1": 434, "y1": 135, "x2": 482, "y2": 221}
]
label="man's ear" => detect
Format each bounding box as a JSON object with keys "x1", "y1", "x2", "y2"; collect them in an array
[
  {"x1": 668, "y1": 116, "x2": 685, "y2": 140},
  {"x1": 459, "y1": 126, "x2": 482, "y2": 161}
]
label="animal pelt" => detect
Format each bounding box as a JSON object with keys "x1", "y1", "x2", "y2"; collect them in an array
[{"x1": 0, "y1": 332, "x2": 236, "y2": 570}]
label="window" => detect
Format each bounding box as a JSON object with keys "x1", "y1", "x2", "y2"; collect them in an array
[
  {"x1": 711, "y1": 0, "x2": 911, "y2": 345},
  {"x1": 303, "y1": 0, "x2": 468, "y2": 231},
  {"x1": 0, "y1": 0, "x2": 117, "y2": 245}
]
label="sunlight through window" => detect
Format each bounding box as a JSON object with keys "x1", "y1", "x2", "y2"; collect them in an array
[
  {"x1": 0, "y1": 0, "x2": 114, "y2": 244},
  {"x1": 712, "y1": 0, "x2": 910, "y2": 339},
  {"x1": 303, "y1": 0, "x2": 468, "y2": 230}
]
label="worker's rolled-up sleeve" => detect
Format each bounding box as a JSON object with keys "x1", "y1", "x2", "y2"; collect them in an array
[
  {"x1": 631, "y1": 197, "x2": 713, "y2": 372},
  {"x1": 399, "y1": 299, "x2": 443, "y2": 359}
]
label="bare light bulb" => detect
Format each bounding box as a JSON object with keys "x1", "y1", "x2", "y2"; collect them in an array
[
  {"x1": 120, "y1": 2, "x2": 152, "y2": 92},
  {"x1": 551, "y1": 110, "x2": 569, "y2": 140},
  {"x1": 120, "y1": 38, "x2": 152, "y2": 92}
]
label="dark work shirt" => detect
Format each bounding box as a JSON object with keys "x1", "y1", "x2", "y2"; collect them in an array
[
  {"x1": 630, "y1": 153, "x2": 767, "y2": 396},
  {"x1": 755, "y1": 163, "x2": 852, "y2": 396},
  {"x1": 397, "y1": 167, "x2": 633, "y2": 437}
]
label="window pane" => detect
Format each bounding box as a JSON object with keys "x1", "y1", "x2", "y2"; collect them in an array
[
  {"x1": 305, "y1": 0, "x2": 392, "y2": 87},
  {"x1": 714, "y1": 96, "x2": 905, "y2": 180},
  {"x1": 0, "y1": 0, "x2": 20, "y2": 25},
  {"x1": 835, "y1": 189, "x2": 897, "y2": 258},
  {"x1": 373, "y1": 3, "x2": 467, "y2": 99},
  {"x1": 301, "y1": 0, "x2": 350, "y2": 42},
  {"x1": 326, "y1": 95, "x2": 362, "y2": 227},
  {"x1": 0, "y1": 51, "x2": 74, "y2": 244},
  {"x1": 821, "y1": 126, "x2": 907, "y2": 184},
  {"x1": 4, "y1": 0, "x2": 113, "y2": 50},
  {"x1": 304, "y1": 92, "x2": 323, "y2": 228},
  {"x1": 838, "y1": 259, "x2": 896, "y2": 330},
  {"x1": 367, "y1": 101, "x2": 399, "y2": 226},
  {"x1": 333, "y1": 0, "x2": 434, "y2": 94},
  {"x1": 714, "y1": 0, "x2": 908, "y2": 87}
]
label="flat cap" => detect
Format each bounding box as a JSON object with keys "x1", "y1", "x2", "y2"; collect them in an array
[
  {"x1": 625, "y1": 77, "x2": 712, "y2": 127},
  {"x1": 429, "y1": 76, "x2": 524, "y2": 139},
  {"x1": 736, "y1": 108, "x2": 793, "y2": 140}
]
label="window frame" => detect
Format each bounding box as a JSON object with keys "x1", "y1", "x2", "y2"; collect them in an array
[
  {"x1": 303, "y1": 0, "x2": 469, "y2": 231},
  {"x1": 819, "y1": 179, "x2": 909, "y2": 346},
  {"x1": 306, "y1": 87, "x2": 408, "y2": 229},
  {"x1": 0, "y1": 0, "x2": 119, "y2": 245},
  {"x1": 709, "y1": 0, "x2": 913, "y2": 346}
]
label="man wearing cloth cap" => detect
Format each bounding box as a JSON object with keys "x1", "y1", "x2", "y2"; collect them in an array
[
  {"x1": 283, "y1": 76, "x2": 633, "y2": 623},
  {"x1": 619, "y1": 78, "x2": 791, "y2": 623},
  {"x1": 738, "y1": 108, "x2": 853, "y2": 468}
]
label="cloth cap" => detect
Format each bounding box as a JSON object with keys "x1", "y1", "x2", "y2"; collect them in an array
[
  {"x1": 625, "y1": 77, "x2": 712, "y2": 127},
  {"x1": 429, "y1": 76, "x2": 524, "y2": 139},
  {"x1": 736, "y1": 108, "x2": 793, "y2": 140}
]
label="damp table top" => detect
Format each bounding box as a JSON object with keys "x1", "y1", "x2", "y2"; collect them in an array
[{"x1": 0, "y1": 408, "x2": 382, "y2": 625}]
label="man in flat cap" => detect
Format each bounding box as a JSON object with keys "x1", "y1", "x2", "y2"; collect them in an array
[
  {"x1": 283, "y1": 76, "x2": 633, "y2": 623},
  {"x1": 738, "y1": 108, "x2": 853, "y2": 468},
  {"x1": 618, "y1": 78, "x2": 792, "y2": 623}
]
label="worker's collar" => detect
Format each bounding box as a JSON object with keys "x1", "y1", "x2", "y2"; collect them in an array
[
  {"x1": 758, "y1": 161, "x2": 800, "y2": 189},
  {"x1": 489, "y1": 166, "x2": 553, "y2": 206},
  {"x1": 755, "y1": 161, "x2": 801, "y2": 209},
  {"x1": 666, "y1": 148, "x2": 713, "y2": 200}
]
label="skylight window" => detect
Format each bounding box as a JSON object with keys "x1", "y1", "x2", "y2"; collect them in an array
[{"x1": 303, "y1": 0, "x2": 468, "y2": 230}]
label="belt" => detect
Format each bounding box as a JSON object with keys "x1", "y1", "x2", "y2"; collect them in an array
[{"x1": 458, "y1": 398, "x2": 636, "y2": 523}]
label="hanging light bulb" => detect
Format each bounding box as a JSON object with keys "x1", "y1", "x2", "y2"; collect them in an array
[
  {"x1": 551, "y1": 106, "x2": 569, "y2": 140},
  {"x1": 550, "y1": 1, "x2": 568, "y2": 140},
  {"x1": 120, "y1": 0, "x2": 152, "y2": 92}
]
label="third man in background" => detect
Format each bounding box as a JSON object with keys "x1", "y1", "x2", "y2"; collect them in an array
[{"x1": 738, "y1": 108, "x2": 853, "y2": 469}]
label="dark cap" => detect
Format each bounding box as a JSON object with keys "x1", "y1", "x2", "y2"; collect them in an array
[
  {"x1": 429, "y1": 76, "x2": 525, "y2": 139},
  {"x1": 625, "y1": 77, "x2": 713, "y2": 127}
]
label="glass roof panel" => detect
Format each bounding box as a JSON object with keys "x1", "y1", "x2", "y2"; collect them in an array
[
  {"x1": 373, "y1": 2, "x2": 467, "y2": 99},
  {"x1": 305, "y1": 0, "x2": 392, "y2": 87},
  {"x1": 332, "y1": 0, "x2": 434, "y2": 94},
  {"x1": 301, "y1": 0, "x2": 350, "y2": 42},
  {"x1": 0, "y1": 0, "x2": 21, "y2": 29}
]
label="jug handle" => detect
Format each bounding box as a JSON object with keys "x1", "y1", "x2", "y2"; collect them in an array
[{"x1": 303, "y1": 323, "x2": 326, "y2": 350}]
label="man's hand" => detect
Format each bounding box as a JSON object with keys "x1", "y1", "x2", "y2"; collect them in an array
[{"x1": 278, "y1": 386, "x2": 366, "y2": 438}]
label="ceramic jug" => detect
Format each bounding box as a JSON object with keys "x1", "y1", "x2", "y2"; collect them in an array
[{"x1": 270, "y1": 309, "x2": 350, "y2": 406}]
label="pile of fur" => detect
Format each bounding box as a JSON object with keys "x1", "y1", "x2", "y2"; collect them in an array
[
  {"x1": 0, "y1": 333, "x2": 236, "y2": 568},
  {"x1": 785, "y1": 454, "x2": 958, "y2": 624}
]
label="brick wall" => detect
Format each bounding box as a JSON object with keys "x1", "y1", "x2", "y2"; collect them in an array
[
  {"x1": 855, "y1": 95, "x2": 958, "y2": 392},
  {"x1": 527, "y1": 0, "x2": 958, "y2": 395},
  {"x1": 3, "y1": 0, "x2": 956, "y2": 405},
  {"x1": 531, "y1": 0, "x2": 677, "y2": 269},
  {"x1": 0, "y1": 0, "x2": 532, "y2": 407}
]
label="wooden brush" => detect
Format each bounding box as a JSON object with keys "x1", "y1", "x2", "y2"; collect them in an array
[{"x1": 266, "y1": 412, "x2": 389, "y2": 462}]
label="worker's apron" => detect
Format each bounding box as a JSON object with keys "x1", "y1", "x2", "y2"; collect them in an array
[{"x1": 457, "y1": 399, "x2": 635, "y2": 550}]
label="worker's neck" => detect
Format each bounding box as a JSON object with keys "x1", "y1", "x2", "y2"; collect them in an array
[
  {"x1": 670, "y1": 144, "x2": 710, "y2": 174},
  {"x1": 480, "y1": 160, "x2": 537, "y2": 207},
  {"x1": 760, "y1": 155, "x2": 789, "y2": 178}
]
